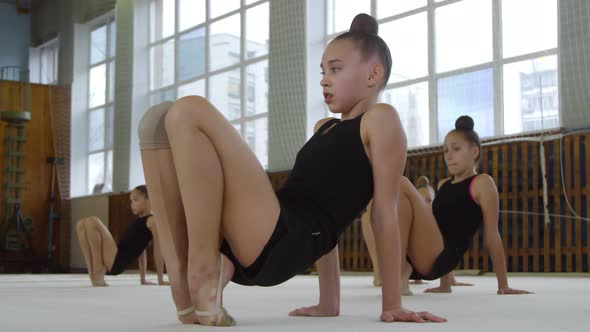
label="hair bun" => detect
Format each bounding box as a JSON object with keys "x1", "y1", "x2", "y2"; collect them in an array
[
  {"x1": 350, "y1": 13, "x2": 378, "y2": 36},
  {"x1": 455, "y1": 115, "x2": 474, "y2": 131},
  {"x1": 415, "y1": 176, "x2": 430, "y2": 189}
]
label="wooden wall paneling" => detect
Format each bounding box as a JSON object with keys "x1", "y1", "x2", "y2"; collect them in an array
[
  {"x1": 543, "y1": 141, "x2": 551, "y2": 272},
  {"x1": 0, "y1": 82, "x2": 69, "y2": 271},
  {"x1": 564, "y1": 136, "x2": 573, "y2": 271},
  {"x1": 532, "y1": 142, "x2": 540, "y2": 271},
  {"x1": 553, "y1": 140, "x2": 562, "y2": 271},
  {"x1": 573, "y1": 135, "x2": 582, "y2": 271},
  {"x1": 511, "y1": 145, "x2": 519, "y2": 271},
  {"x1": 522, "y1": 143, "x2": 530, "y2": 272}
]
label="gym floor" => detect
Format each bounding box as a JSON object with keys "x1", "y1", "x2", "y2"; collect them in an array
[{"x1": 1, "y1": 272, "x2": 587, "y2": 331}]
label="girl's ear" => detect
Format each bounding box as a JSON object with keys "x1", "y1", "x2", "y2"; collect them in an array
[
  {"x1": 368, "y1": 63, "x2": 385, "y2": 88},
  {"x1": 471, "y1": 144, "x2": 480, "y2": 162}
]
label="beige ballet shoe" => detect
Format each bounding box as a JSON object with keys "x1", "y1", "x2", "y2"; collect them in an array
[{"x1": 194, "y1": 255, "x2": 236, "y2": 326}]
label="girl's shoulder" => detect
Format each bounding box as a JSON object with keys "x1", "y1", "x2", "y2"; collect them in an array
[
  {"x1": 360, "y1": 103, "x2": 403, "y2": 140},
  {"x1": 471, "y1": 174, "x2": 496, "y2": 189},
  {"x1": 313, "y1": 117, "x2": 338, "y2": 133},
  {"x1": 363, "y1": 103, "x2": 398, "y2": 122},
  {"x1": 470, "y1": 174, "x2": 498, "y2": 204},
  {"x1": 437, "y1": 178, "x2": 451, "y2": 190}
]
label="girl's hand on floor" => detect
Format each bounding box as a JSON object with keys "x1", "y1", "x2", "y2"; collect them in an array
[
  {"x1": 381, "y1": 308, "x2": 447, "y2": 323},
  {"x1": 141, "y1": 280, "x2": 157, "y2": 286},
  {"x1": 289, "y1": 304, "x2": 339, "y2": 317},
  {"x1": 497, "y1": 287, "x2": 532, "y2": 295},
  {"x1": 424, "y1": 286, "x2": 452, "y2": 293},
  {"x1": 451, "y1": 281, "x2": 474, "y2": 286}
]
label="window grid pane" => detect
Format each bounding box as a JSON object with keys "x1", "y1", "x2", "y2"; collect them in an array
[
  {"x1": 211, "y1": 0, "x2": 240, "y2": 19},
  {"x1": 503, "y1": 56, "x2": 559, "y2": 134},
  {"x1": 88, "y1": 152, "x2": 105, "y2": 194},
  {"x1": 437, "y1": 68, "x2": 494, "y2": 142},
  {"x1": 209, "y1": 13, "x2": 241, "y2": 72},
  {"x1": 179, "y1": 0, "x2": 205, "y2": 32},
  {"x1": 502, "y1": 0, "x2": 557, "y2": 58},
  {"x1": 435, "y1": 0, "x2": 493, "y2": 73},
  {"x1": 381, "y1": 82, "x2": 429, "y2": 147},
  {"x1": 150, "y1": 39, "x2": 175, "y2": 90},
  {"x1": 86, "y1": 20, "x2": 115, "y2": 195},
  {"x1": 381, "y1": 12, "x2": 428, "y2": 84},
  {"x1": 178, "y1": 28, "x2": 206, "y2": 82},
  {"x1": 245, "y1": 118, "x2": 268, "y2": 169},
  {"x1": 177, "y1": 79, "x2": 205, "y2": 99},
  {"x1": 377, "y1": 0, "x2": 426, "y2": 19},
  {"x1": 109, "y1": 21, "x2": 116, "y2": 58},
  {"x1": 246, "y1": 60, "x2": 268, "y2": 116},
  {"x1": 246, "y1": 3, "x2": 269, "y2": 59},
  {"x1": 108, "y1": 61, "x2": 115, "y2": 102},
  {"x1": 88, "y1": 108, "x2": 105, "y2": 151},
  {"x1": 89, "y1": 64, "x2": 106, "y2": 108},
  {"x1": 90, "y1": 25, "x2": 107, "y2": 64},
  {"x1": 209, "y1": 69, "x2": 241, "y2": 120},
  {"x1": 327, "y1": 0, "x2": 371, "y2": 34},
  {"x1": 147, "y1": 1, "x2": 270, "y2": 168},
  {"x1": 150, "y1": 0, "x2": 175, "y2": 42}
]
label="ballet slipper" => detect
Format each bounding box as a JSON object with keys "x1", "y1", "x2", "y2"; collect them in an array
[{"x1": 192, "y1": 256, "x2": 236, "y2": 326}]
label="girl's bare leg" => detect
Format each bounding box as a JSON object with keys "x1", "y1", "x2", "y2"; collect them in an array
[
  {"x1": 139, "y1": 97, "x2": 280, "y2": 324},
  {"x1": 76, "y1": 217, "x2": 117, "y2": 286},
  {"x1": 362, "y1": 195, "x2": 425, "y2": 295},
  {"x1": 425, "y1": 273, "x2": 453, "y2": 293},
  {"x1": 142, "y1": 148, "x2": 201, "y2": 324},
  {"x1": 360, "y1": 202, "x2": 381, "y2": 286},
  {"x1": 146, "y1": 219, "x2": 168, "y2": 285},
  {"x1": 397, "y1": 177, "x2": 445, "y2": 282},
  {"x1": 76, "y1": 219, "x2": 95, "y2": 284}
]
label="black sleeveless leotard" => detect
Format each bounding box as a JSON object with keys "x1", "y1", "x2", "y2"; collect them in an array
[
  {"x1": 410, "y1": 175, "x2": 484, "y2": 280},
  {"x1": 107, "y1": 215, "x2": 153, "y2": 275},
  {"x1": 221, "y1": 114, "x2": 374, "y2": 286}
]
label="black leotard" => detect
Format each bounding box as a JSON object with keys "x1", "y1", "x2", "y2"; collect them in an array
[
  {"x1": 107, "y1": 215, "x2": 153, "y2": 275},
  {"x1": 221, "y1": 114, "x2": 374, "y2": 286},
  {"x1": 410, "y1": 175, "x2": 484, "y2": 280}
]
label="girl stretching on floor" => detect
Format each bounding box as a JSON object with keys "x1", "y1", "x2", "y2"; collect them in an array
[
  {"x1": 362, "y1": 176, "x2": 474, "y2": 293},
  {"x1": 389, "y1": 116, "x2": 531, "y2": 295},
  {"x1": 76, "y1": 185, "x2": 167, "y2": 286},
  {"x1": 138, "y1": 14, "x2": 445, "y2": 325}
]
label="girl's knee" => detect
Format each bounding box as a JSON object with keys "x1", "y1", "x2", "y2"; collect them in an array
[
  {"x1": 76, "y1": 219, "x2": 87, "y2": 231},
  {"x1": 400, "y1": 176, "x2": 413, "y2": 191},
  {"x1": 139, "y1": 101, "x2": 173, "y2": 150},
  {"x1": 165, "y1": 96, "x2": 219, "y2": 131}
]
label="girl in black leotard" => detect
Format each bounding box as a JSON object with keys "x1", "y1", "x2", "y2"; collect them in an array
[
  {"x1": 138, "y1": 13, "x2": 445, "y2": 325},
  {"x1": 392, "y1": 116, "x2": 531, "y2": 295},
  {"x1": 75, "y1": 185, "x2": 167, "y2": 286},
  {"x1": 362, "y1": 176, "x2": 474, "y2": 292}
]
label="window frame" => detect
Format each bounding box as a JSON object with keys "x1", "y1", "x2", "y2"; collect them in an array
[
  {"x1": 86, "y1": 17, "x2": 116, "y2": 194},
  {"x1": 324, "y1": 0, "x2": 560, "y2": 148},
  {"x1": 147, "y1": 0, "x2": 270, "y2": 168}
]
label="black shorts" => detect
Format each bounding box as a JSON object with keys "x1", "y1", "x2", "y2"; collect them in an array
[
  {"x1": 408, "y1": 245, "x2": 462, "y2": 281},
  {"x1": 220, "y1": 203, "x2": 331, "y2": 287}
]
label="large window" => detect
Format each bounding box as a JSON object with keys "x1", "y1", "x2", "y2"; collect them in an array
[
  {"x1": 326, "y1": 0, "x2": 559, "y2": 148},
  {"x1": 148, "y1": 0, "x2": 269, "y2": 168},
  {"x1": 87, "y1": 20, "x2": 116, "y2": 194},
  {"x1": 29, "y1": 38, "x2": 59, "y2": 85}
]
